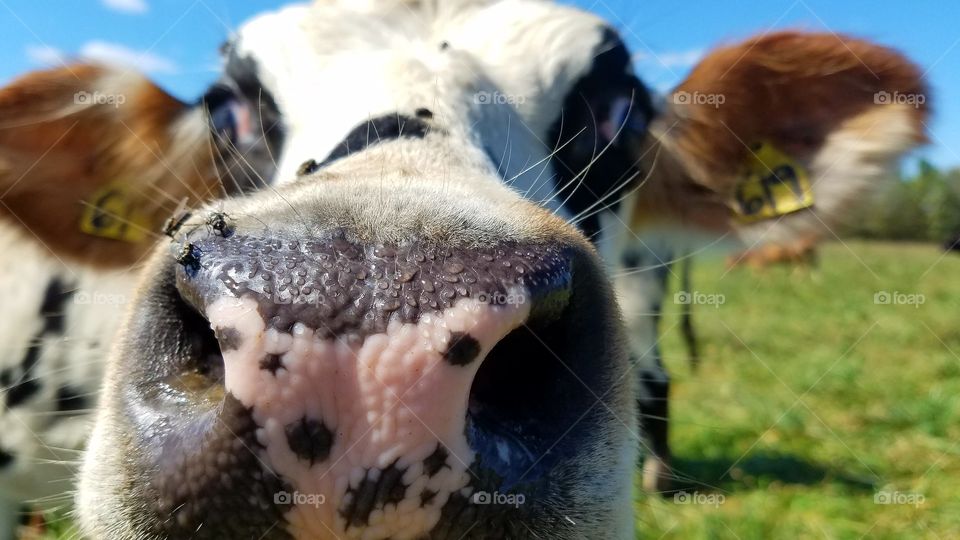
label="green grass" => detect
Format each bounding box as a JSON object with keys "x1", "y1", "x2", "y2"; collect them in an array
[
  {"x1": 38, "y1": 241, "x2": 959, "y2": 539},
  {"x1": 639, "y1": 241, "x2": 960, "y2": 539}
]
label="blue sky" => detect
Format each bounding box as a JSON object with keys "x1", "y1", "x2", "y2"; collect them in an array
[{"x1": 1, "y1": 0, "x2": 957, "y2": 170}]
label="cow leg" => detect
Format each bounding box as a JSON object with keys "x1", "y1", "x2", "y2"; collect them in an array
[
  {"x1": 0, "y1": 500, "x2": 19, "y2": 540},
  {"x1": 613, "y1": 240, "x2": 674, "y2": 493},
  {"x1": 637, "y1": 354, "x2": 671, "y2": 492},
  {"x1": 679, "y1": 254, "x2": 700, "y2": 371}
]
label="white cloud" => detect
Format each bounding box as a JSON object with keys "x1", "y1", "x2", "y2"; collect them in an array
[
  {"x1": 79, "y1": 41, "x2": 177, "y2": 74},
  {"x1": 634, "y1": 48, "x2": 705, "y2": 70},
  {"x1": 101, "y1": 0, "x2": 148, "y2": 14},
  {"x1": 25, "y1": 44, "x2": 67, "y2": 66}
]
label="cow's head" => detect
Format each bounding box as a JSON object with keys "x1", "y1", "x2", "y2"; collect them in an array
[
  {"x1": 613, "y1": 31, "x2": 930, "y2": 255},
  {"x1": 0, "y1": 1, "x2": 929, "y2": 539},
  {"x1": 22, "y1": 2, "x2": 643, "y2": 539}
]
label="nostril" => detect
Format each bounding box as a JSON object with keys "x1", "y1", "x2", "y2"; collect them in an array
[
  {"x1": 468, "y1": 317, "x2": 567, "y2": 436},
  {"x1": 465, "y1": 311, "x2": 585, "y2": 486},
  {"x1": 465, "y1": 250, "x2": 614, "y2": 485},
  {"x1": 168, "y1": 294, "x2": 227, "y2": 402},
  {"x1": 141, "y1": 272, "x2": 227, "y2": 405},
  {"x1": 197, "y1": 324, "x2": 227, "y2": 385}
]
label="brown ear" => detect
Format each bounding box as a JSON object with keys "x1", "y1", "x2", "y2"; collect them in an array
[
  {"x1": 629, "y1": 31, "x2": 929, "y2": 246},
  {"x1": 0, "y1": 64, "x2": 220, "y2": 267}
]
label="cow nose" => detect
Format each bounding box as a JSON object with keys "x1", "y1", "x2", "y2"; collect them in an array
[
  {"x1": 163, "y1": 229, "x2": 576, "y2": 537},
  {"x1": 174, "y1": 229, "x2": 571, "y2": 343}
]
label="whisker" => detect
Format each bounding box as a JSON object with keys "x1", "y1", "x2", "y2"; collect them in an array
[
  {"x1": 549, "y1": 89, "x2": 642, "y2": 213},
  {"x1": 258, "y1": 89, "x2": 281, "y2": 173},
  {"x1": 571, "y1": 145, "x2": 661, "y2": 228},
  {"x1": 204, "y1": 121, "x2": 245, "y2": 198}
]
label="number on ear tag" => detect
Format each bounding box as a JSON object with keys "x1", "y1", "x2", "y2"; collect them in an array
[
  {"x1": 730, "y1": 142, "x2": 814, "y2": 222},
  {"x1": 79, "y1": 182, "x2": 150, "y2": 243}
]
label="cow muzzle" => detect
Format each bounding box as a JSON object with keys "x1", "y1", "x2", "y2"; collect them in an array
[{"x1": 121, "y1": 213, "x2": 623, "y2": 539}]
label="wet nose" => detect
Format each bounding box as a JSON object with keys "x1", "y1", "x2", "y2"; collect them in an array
[
  {"x1": 175, "y1": 229, "x2": 571, "y2": 342},
  {"x1": 169, "y1": 229, "x2": 573, "y2": 538}
]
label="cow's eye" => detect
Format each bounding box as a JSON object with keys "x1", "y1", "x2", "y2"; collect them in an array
[
  {"x1": 202, "y1": 83, "x2": 256, "y2": 147},
  {"x1": 199, "y1": 77, "x2": 285, "y2": 195}
]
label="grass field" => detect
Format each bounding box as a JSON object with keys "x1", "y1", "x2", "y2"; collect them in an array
[
  {"x1": 639, "y1": 241, "x2": 960, "y2": 539},
  {"x1": 40, "y1": 241, "x2": 959, "y2": 539}
]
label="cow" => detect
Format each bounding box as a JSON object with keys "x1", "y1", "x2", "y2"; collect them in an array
[
  {"x1": 726, "y1": 234, "x2": 820, "y2": 271},
  {"x1": 601, "y1": 31, "x2": 927, "y2": 491},
  {"x1": 0, "y1": 1, "x2": 928, "y2": 538}
]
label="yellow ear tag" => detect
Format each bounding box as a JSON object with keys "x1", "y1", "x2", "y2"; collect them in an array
[
  {"x1": 730, "y1": 142, "x2": 814, "y2": 222},
  {"x1": 79, "y1": 182, "x2": 150, "y2": 243}
]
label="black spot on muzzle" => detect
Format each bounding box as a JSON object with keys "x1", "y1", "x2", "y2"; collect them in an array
[
  {"x1": 285, "y1": 417, "x2": 335, "y2": 465},
  {"x1": 214, "y1": 326, "x2": 243, "y2": 351},
  {"x1": 444, "y1": 332, "x2": 482, "y2": 366}
]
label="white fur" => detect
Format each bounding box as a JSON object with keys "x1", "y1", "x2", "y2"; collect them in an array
[
  {"x1": 0, "y1": 224, "x2": 135, "y2": 531},
  {"x1": 233, "y1": 0, "x2": 607, "y2": 217}
]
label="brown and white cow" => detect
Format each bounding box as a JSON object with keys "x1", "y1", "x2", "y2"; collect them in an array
[
  {"x1": 600, "y1": 30, "x2": 928, "y2": 491},
  {"x1": 726, "y1": 234, "x2": 821, "y2": 271},
  {"x1": 0, "y1": 1, "x2": 927, "y2": 538}
]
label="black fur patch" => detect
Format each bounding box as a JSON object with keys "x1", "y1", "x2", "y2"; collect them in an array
[
  {"x1": 444, "y1": 332, "x2": 482, "y2": 366},
  {"x1": 201, "y1": 47, "x2": 286, "y2": 195},
  {"x1": 39, "y1": 278, "x2": 73, "y2": 333},
  {"x1": 5, "y1": 347, "x2": 41, "y2": 408},
  {"x1": 0, "y1": 448, "x2": 13, "y2": 468},
  {"x1": 320, "y1": 115, "x2": 430, "y2": 166},
  {"x1": 285, "y1": 417, "x2": 334, "y2": 465},
  {"x1": 55, "y1": 386, "x2": 88, "y2": 413},
  {"x1": 6, "y1": 278, "x2": 74, "y2": 408},
  {"x1": 547, "y1": 28, "x2": 655, "y2": 239}
]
